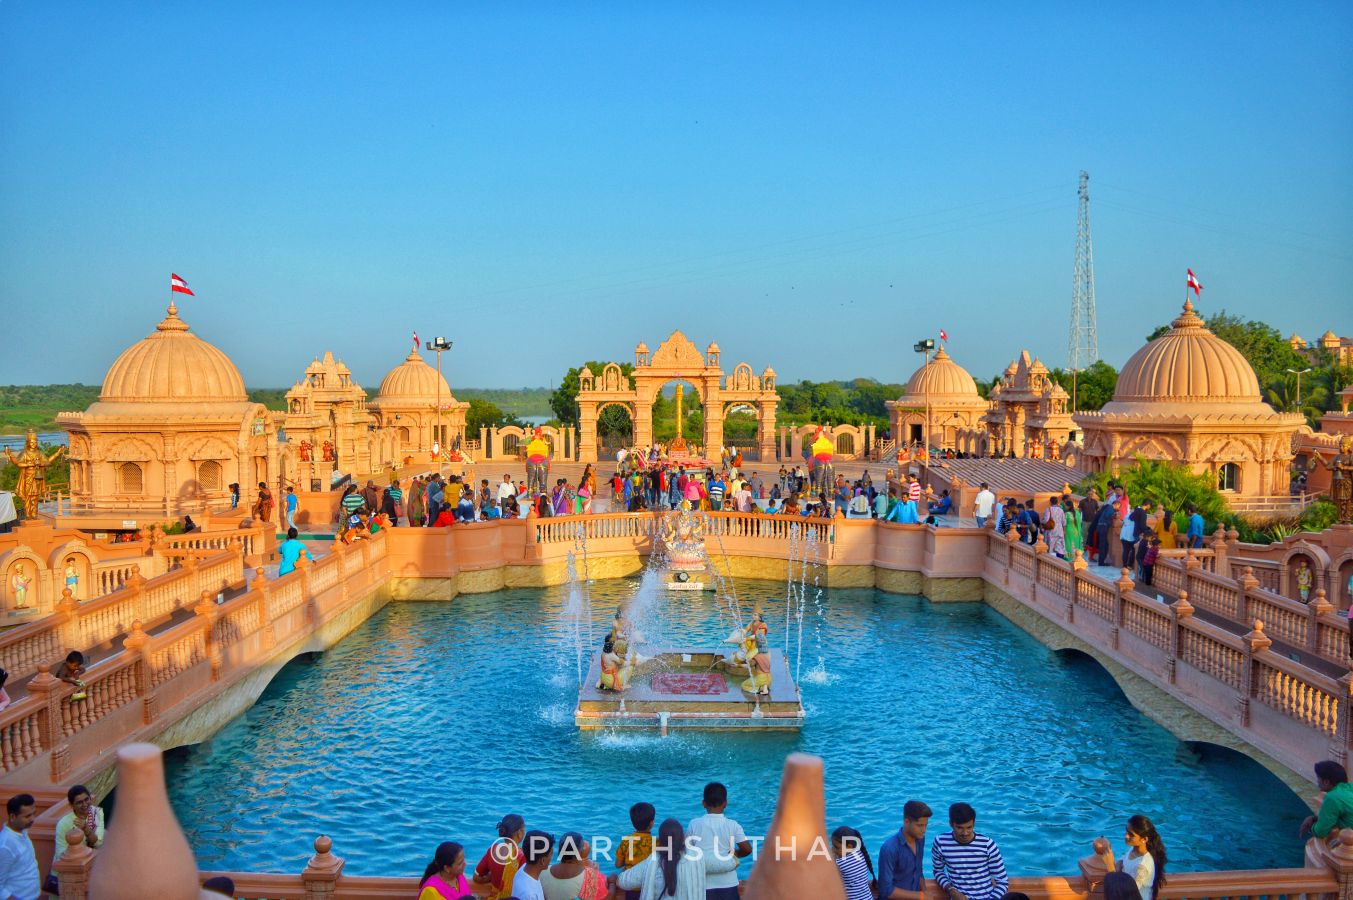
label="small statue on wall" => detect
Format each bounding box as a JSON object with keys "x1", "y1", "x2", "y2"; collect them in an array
[
  {"x1": 298, "y1": 440, "x2": 313, "y2": 462},
  {"x1": 322, "y1": 440, "x2": 335, "y2": 462},
  {"x1": 64, "y1": 557, "x2": 80, "y2": 601},
  {"x1": 9, "y1": 562, "x2": 31, "y2": 609}
]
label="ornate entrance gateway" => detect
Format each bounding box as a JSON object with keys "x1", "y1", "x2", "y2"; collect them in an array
[{"x1": 575, "y1": 331, "x2": 778, "y2": 463}]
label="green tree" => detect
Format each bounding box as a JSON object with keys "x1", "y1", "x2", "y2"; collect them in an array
[
  {"x1": 1048, "y1": 360, "x2": 1118, "y2": 411},
  {"x1": 464, "y1": 398, "x2": 523, "y2": 434},
  {"x1": 549, "y1": 362, "x2": 635, "y2": 427},
  {"x1": 1075, "y1": 457, "x2": 1228, "y2": 530}
]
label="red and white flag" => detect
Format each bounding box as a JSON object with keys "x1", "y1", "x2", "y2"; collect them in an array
[
  {"x1": 939, "y1": 329, "x2": 948, "y2": 343},
  {"x1": 1186, "y1": 269, "x2": 1203, "y2": 295},
  {"x1": 412, "y1": 330, "x2": 420, "y2": 353},
  {"x1": 170, "y1": 273, "x2": 194, "y2": 296}
]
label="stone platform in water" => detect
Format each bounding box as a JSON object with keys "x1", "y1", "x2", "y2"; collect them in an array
[{"x1": 575, "y1": 649, "x2": 803, "y2": 731}]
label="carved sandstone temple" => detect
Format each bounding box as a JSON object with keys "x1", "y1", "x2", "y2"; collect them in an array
[
  {"x1": 57, "y1": 303, "x2": 280, "y2": 519},
  {"x1": 1075, "y1": 300, "x2": 1304, "y2": 499},
  {"x1": 979, "y1": 351, "x2": 1076, "y2": 458},
  {"x1": 575, "y1": 331, "x2": 778, "y2": 462},
  {"x1": 886, "y1": 347, "x2": 989, "y2": 453},
  {"x1": 367, "y1": 348, "x2": 468, "y2": 460}
]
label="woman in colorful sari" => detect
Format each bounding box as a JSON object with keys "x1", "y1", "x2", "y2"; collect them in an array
[
  {"x1": 1063, "y1": 496, "x2": 1084, "y2": 558},
  {"x1": 473, "y1": 815, "x2": 525, "y2": 900},
  {"x1": 408, "y1": 476, "x2": 426, "y2": 527},
  {"x1": 419, "y1": 841, "x2": 471, "y2": 900},
  {"x1": 578, "y1": 466, "x2": 595, "y2": 514},
  {"x1": 252, "y1": 482, "x2": 274, "y2": 523},
  {"x1": 540, "y1": 831, "x2": 609, "y2": 900}
]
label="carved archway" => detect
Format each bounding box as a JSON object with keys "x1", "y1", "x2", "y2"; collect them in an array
[{"x1": 574, "y1": 332, "x2": 778, "y2": 463}]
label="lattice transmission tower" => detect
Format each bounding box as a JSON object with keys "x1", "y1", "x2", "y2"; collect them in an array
[{"x1": 1068, "y1": 170, "x2": 1099, "y2": 372}]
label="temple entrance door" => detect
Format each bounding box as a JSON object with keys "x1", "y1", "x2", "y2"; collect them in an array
[
  {"x1": 723, "y1": 402, "x2": 760, "y2": 460},
  {"x1": 596, "y1": 402, "x2": 635, "y2": 458}
]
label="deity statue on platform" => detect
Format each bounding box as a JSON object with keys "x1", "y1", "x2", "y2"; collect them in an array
[
  {"x1": 1316, "y1": 435, "x2": 1353, "y2": 525},
  {"x1": 298, "y1": 440, "x2": 313, "y2": 462},
  {"x1": 322, "y1": 440, "x2": 335, "y2": 462},
  {"x1": 715, "y1": 607, "x2": 772, "y2": 696},
  {"x1": 526, "y1": 428, "x2": 551, "y2": 496},
  {"x1": 809, "y1": 427, "x2": 835, "y2": 495},
  {"x1": 1048, "y1": 439, "x2": 1061, "y2": 461},
  {"x1": 9, "y1": 563, "x2": 31, "y2": 609},
  {"x1": 3, "y1": 429, "x2": 65, "y2": 519},
  {"x1": 64, "y1": 558, "x2": 80, "y2": 601}
]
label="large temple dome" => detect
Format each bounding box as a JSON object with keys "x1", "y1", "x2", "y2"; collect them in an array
[
  {"x1": 1106, "y1": 299, "x2": 1267, "y2": 413},
  {"x1": 903, "y1": 348, "x2": 981, "y2": 399},
  {"x1": 375, "y1": 350, "x2": 453, "y2": 401},
  {"x1": 98, "y1": 303, "x2": 248, "y2": 403}
]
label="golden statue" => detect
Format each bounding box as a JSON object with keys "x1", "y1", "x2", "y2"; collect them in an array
[
  {"x1": 3, "y1": 430, "x2": 64, "y2": 520},
  {"x1": 1316, "y1": 435, "x2": 1353, "y2": 525},
  {"x1": 669, "y1": 383, "x2": 688, "y2": 455}
]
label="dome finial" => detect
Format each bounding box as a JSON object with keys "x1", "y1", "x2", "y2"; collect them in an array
[
  {"x1": 1171, "y1": 297, "x2": 1205, "y2": 330},
  {"x1": 156, "y1": 301, "x2": 190, "y2": 333}
]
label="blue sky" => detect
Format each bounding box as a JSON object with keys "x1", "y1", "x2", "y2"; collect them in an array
[{"x1": 2, "y1": 2, "x2": 1350, "y2": 391}]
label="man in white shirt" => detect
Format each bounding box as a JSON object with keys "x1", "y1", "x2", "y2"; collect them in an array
[
  {"x1": 687, "y1": 782, "x2": 752, "y2": 900},
  {"x1": 736, "y1": 483, "x2": 753, "y2": 512},
  {"x1": 974, "y1": 482, "x2": 996, "y2": 528},
  {"x1": 0, "y1": 793, "x2": 39, "y2": 900},
  {"x1": 511, "y1": 829, "x2": 553, "y2": 900},
  {"x1": 496, "y1": 474, "x2": 516, "y2": 507}
]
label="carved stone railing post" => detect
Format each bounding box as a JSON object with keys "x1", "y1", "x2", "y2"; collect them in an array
[
  {"x1": 1309, "y1": 588, "x2": 1334, "y2": 655},
  {"x1": 253, "y1": 568, "x2": 275, "y2": 651},
  {"x1": 1112, "y1": 568, "x2": 1133, "y2": 651},
  {"x1": 296, "y1": 555, "x2": 315, "y2": 626},
  {"x1": 1319, "y1": 826, "x2": 1353, "y2": 899},
  {"x1": 1210, "y1": 525, "x2": 1229, "y2": 573},
  {"x1": 1237, "y1": 566, "x2": 1259, "y2": 630},
  {"x1": 54, "y1": 827, "x2": 95, "y2": 899},
  {"x1": 1333, "y1": 672, "x2": 1353, "y2": 766},
  {"x1": 194, "y1": 591, "x2": 221, "y2": 681},
  {"x1": 27, "y1": 667, "x2": 67, "y2": 780},
  {"x1": 56, "y1": 588, "x2": 82, "y2": 651},
  {"x1": 1239, "y1": 620, "x2": 1272, "y2": 729},
  {"x1": 1167, "y1": 591, "x2": 1193, "y2": 685},
  {"x1": 123, "y1": 621, "x2": 157, "y2": 726},
  {"x1": 123, "y1": 569, "x2": 148, "y2": 625},
  {"x1": 1069, "y1": 550, "x2": 1087, "y2": 623},
  {"x1": 301, "y1": 835, "x2": 345, "y2": 900}
]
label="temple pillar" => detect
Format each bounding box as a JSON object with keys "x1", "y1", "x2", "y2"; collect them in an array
[
  {"x1": 577, "y1": 402, "x2": 598, "y2": 463},
  {"x1": 634, "y1": 401, "x2": 654, "y2": 450},
  {"x1": 757, "y1": 401, "x2": 777, "y2": 461}
]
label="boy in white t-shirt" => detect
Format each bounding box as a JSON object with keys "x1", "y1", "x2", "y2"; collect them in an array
[{"x1": 686, "y1": 782, "x2": 752, "y2": 900}]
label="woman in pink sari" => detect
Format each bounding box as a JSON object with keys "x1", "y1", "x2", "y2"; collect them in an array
[{"x1": 419, "y1": 841, "x2": 471, "y2": 900}]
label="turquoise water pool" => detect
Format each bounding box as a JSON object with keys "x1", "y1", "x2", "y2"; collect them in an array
[{"x1": 163, "y1": 580, "x2": 1309, "y2": 877}]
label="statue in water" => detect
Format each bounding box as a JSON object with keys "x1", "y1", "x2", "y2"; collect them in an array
[
  {"x1": 717, "y1": 607, "x2": 773, "y2": 696},
  {"x1": 526, "y1": 427, "x2": 551, "y2": 496},
  {"x1": 3, "y1": 429, "x2": 65, "y2": 519}
]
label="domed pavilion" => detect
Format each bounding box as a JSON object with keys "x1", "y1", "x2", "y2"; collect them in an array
[
  {"x1": 1074, "y1": 299, "x2": 1304, "y2": 498},
  {"x1": 367, "y1": 348, "x2": 468, "y2": 461},
  {"x1": 58, "y1": 302, "x2": 279, "y2": 516},
  {"x1": 886, "y1": 347, "x2": 990, "y2": 451}
]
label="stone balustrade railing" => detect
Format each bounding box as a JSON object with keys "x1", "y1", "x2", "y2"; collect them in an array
[
  {"x1": 158, "y1": 524, "x2": 266, "y2": 561},
  {"x1": 0, "y1": 551, "x2": 245, "y2": 685},
  {"x1": 1151, "y1": 552, "x2": 1349, "y2": 668},
  {"x1": 529, "y1": 510, "x2": 834, "y2": 556},
  {"x1": 989, "y1": 533, "x2": 1351, "y2": 777},
  {"x1": 0, "y1": 532, "x2": 390, "y2": 785}
]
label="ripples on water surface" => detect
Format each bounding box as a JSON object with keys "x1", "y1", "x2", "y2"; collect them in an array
[{"x1": 164, "y1": 581, "x2": 1309, "y2": 877}]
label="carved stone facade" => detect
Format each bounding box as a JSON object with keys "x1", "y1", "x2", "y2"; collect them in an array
[
  {"x1": 367, "y1": 349, "x2": 467, "y2": 464},
  {"x1": 885, "y1": 348, "x2": 989, "y2": 452},
  {"x1": 975, "y1": 351, "x2": 1076, "y2": 458},
  {"x1": 1076, "y1": 300, "x2": 1303, "y2": 498},
  {"x1": 58, "y1": 304, "x2": 280, "y2": 516},
  {"x1": 282, "y1": 353, "x2": 399, "y2": 488},
  {"x1": 575, "y1": 331, "x2": 778, "y2": 462}
]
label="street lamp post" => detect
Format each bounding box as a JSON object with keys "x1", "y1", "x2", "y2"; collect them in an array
[
  {"x1": 427, "y1": 337, "x2": 452, "y2": 470},
  {"x1": 913, "y1": 338, "x2": 935, "y2": 467},
  {"x1": 1286, "y1": 367, "x2": 1313, "y2": 409}
]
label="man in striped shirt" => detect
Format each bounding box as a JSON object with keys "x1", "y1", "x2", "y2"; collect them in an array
[
  {"x1": 907, "y1": 474, "x2": 922, "y2": 505},
  {"x1": 930, "y1": 803, "x2": 1007, "y2": 900}
]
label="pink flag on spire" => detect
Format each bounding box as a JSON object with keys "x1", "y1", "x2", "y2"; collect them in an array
[
  {"x1": 170, "y1": 273, "x2": 194, "y2": 296},
  {"x1": 412, "y1": 330, "x2": 420, "y2": 353},
  {"x1": 1186, "y1": 269, "x2": 1203, "y2": 295}
]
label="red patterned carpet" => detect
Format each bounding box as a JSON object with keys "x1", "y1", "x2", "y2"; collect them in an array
[{"x1": 650, "y1": 672, "x2": 726, "y2": 695}]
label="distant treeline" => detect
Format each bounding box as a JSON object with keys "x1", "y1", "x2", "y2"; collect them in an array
[{"x1": 0, "y1": 383, "x2": 554, "y2": 434}]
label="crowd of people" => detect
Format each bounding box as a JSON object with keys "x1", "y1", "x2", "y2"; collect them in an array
[
  {"x1": 404, "y1": 781, "x2": 1174, "y2": 900},
  {"x1": 971, "y1": 480, "x2": 1212, "y2": 588}
]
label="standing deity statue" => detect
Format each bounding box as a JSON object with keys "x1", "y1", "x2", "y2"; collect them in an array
[
  {"x1": 322, "y1": 440, "x2": 335, "y2": 462},
  {"x1": 64, "y1": 558, "x2": 80, "y2": 600},
  {"x1": 298, "y1": 440, "x2": 313, "y2": 462},
  {"x1": 1316, "y1": 435, "x2": 1353, "y2": 525},
  {"x1": 526, "y1": 428, "x2": 551, "y2": 496},
  {"x1": 9, "y1": 562, "x2": 32, "y2": 609},
  {"x1": 3, "y1": 429, "x2": 65, "y2": 519}
]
